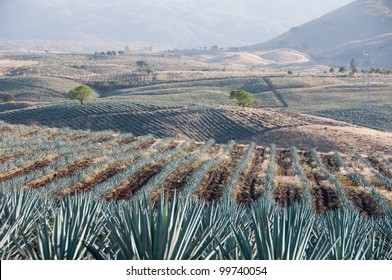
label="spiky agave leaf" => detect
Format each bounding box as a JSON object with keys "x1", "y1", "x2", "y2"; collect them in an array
[
  {"x1": 201, "y1": 200, "x2": 251, "y2": 260},
  {"x1": 233, "y1": 200, "x2": 318, "y2": 260},
  {"x1": 97, "y1": 193, "x2": 215, "y2": 260},
  {"x1": 322, "y1": 208, "x2": 372, "y2": 260},
  {"x1": 0, "y1": 189, "x2": 42, "y2": 259},
  {"x1": 14, "y1": 194, "x2": 105, "y2": 260}
]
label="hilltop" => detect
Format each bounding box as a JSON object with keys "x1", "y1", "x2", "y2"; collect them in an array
[{"x1": 250, "y1": 0, "x2": 392, "y2": 68}]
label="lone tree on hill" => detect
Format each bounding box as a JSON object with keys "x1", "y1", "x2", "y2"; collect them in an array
[
  {"x1": 230, "y1": 90, "x2": 255, "y2": 109},
  {"x1": 68, "y1": 85, "x2": 94, "y2": 105}
]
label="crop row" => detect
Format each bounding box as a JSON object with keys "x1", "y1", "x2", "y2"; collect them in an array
[{"x1": 0, "y1": 123, "x2": 391, "y2": 215}]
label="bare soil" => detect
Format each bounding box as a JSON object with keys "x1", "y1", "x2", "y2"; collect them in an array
[
  {"x1": 0, "y1": 151, "x2": 30, "y2": 164},
  {"x1": 106, "y1": 163, "x2": 163, "y2": 201},
  {"x1": 368, "y1": 154, "x2": 392, "y2": 178},
  {"x1": 58, "y1": 163, "x2": 125, "y2": 197},
  {"x1": 25, "y1": 159, "x2": 94, "y2": 189},
  {"x1": 299, "y1": 151, "x2": 341, "y2": 212},
  {"x1": 346, "y1": 187, "x2": 383, "y2": 216},
  {"x1": 0, "y1": 155, "x2": 60, "y2": 182},
  {"x1": 196, "y1": 145, "x2": 245, "y2": 203},
  {"x1": 235, "y1": 147, "x2": 267, "y2": 205}
]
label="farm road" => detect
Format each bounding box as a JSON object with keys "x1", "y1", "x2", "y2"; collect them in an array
[{"x1": 263, "y1": 77, "x2": 288, "y2": 108}]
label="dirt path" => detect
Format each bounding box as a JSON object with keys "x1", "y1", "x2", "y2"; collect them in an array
[{"x1": 263, "y1": 77, "x2": 288, "y2": 108}]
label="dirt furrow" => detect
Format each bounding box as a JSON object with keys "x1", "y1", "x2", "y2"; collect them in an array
[
  {"x1": 58, "y1": 163, "x2": 126, "y2": 197},
  {"x1": 0, "y1": 151, "x2": 30, "y2": 164},
  {"x1": 299, "y1": 151, "x2": 341, "y2": 213},
  {"x1": 196, "y1": 145, "x2": 245, "y2": 203},
  {"x1": 235, "y1": 147, "x2": 268, "y2": 205},
  {"x1": 24, "y1": 159, "x2": 94, "y2": 189},
  {"x1": 0, "y1": 154, "x2": 60, "y2": 182},
  {"x1": 151, "y1": 145, "x2": 220, "y2": 202},
  {"x1": 273, "y1": 148, "x2": 302, "y2": 206}
]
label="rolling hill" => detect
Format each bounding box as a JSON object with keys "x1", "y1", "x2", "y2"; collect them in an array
[
  {"x1": 1, "y1": 100, "x2": 391, "y2": 153},
  {"x1": 250, "y1": 0, "x2": 392, "y2": 68}
]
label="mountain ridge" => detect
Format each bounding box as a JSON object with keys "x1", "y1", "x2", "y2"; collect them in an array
[{"x1": 249, "y1": 0, "x2": 392, "y2": 67}]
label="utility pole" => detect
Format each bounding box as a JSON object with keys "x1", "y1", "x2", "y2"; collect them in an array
[{"x1": 360, "y1": 50, "x2": 373, "y2": 109}]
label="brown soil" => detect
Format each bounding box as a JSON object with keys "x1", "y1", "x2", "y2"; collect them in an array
[
  {"x1": 235, "y1": 147, "x2": 267, "y2": 205},
  {"x1": 57, "y1": 164, "x2": 126, "y2": 197},
  {"x1": 25, "y1": 159, "x2": 94, "y2": 189},
  {"x1": 166, "y1": 142, "x2": 184, "y2": 153},
  {"x1": 68, "y1": 134, "x2": 89, "y2": 141},
  {"x1": 107, "y1": 142, "x2": 201, "y2": 201},
  {"x1": 346, "y1": 187, "x2": 383, "y2": 216},
  {"x1": 0, "y1": 151, "x2": 30, "y2": 164},
  {"x1": 311, "y1": 184, "x2": 341, "y2": 213},
  {"x1": 0, "y1": 126, "x2": 13, "y2": 133},
  {"x1": 273, "y1": 183, "x2": 302, "y2": 206},
  {"x1": 89, "y1": 136, "x2": 114, "y2": 144},
  {"x1": 196, "y1": 145, "x2": 245, "y2": 203},
  {"x1": 18, "y1": 130, "x2": 39, "y2": 137},
  {"x1": 117, "y1": 136, "x2": 137, "y2": 145},
  {"x1": 299, "y1": 151, "x2": 341, "y2": 213},
  {"x1": 367, "y1": 155, "x2": 392, "y2": 178},
  {"x1": 321, "y1": 153, "x2": 340, "y2": 173},
  {"x1": 272, "y1": 148, "x2": 303, "y2": 206},
  {"x1": 136, "y1": 138, "x2": 158, "y2": 150},
  {"x1": 276, "y1": 149, "x2": 295, "y2": 176},
  {"x1": 0, "y1": 155, "x2": 60, "y2": 182},
  {"x1": 106, "y1": 163, "x2": 163, "y2": 201},
  {"x1": 151, "y1": 145, "x2": 219, "y2": 202}
]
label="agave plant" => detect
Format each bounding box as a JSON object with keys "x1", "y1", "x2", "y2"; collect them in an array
[
  {"x1": 0, "y1": 190, "x2": 41, "y2": 259},
  {"x1": 13, "y1": 194, "x2": 105, "y2": 260},
  {"x1": 321, "y1": 208, "x2": 373, "y2": 260},
  {"x1": 88, "y1": 193, "x2": 216, "y2": 260},
  {"x1": 200, "y1": 200, "x2": 251, "y2": 260},
  {"x1": 232, "y1": 200, "x2": 330, "y2": 260}
]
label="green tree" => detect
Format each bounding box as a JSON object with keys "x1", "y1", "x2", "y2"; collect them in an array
[
  {"x1": 136, "y1": 61, "x2": 148, "y2": 67},
  {"x1": 68, "y1": 85, "x2": 94, "y2": 105},
  {"x1": 146, "y1": 65, "x2": 155, "y2": 76},
  {"x1": 339, "y1": 66, "x2": 346, "y2": 73},
  {"x1": 230, "y1": 90, "x2": 254, "y2": 109},
  {"x1": 329, "y1": 68, "x2": 335, "y2": 73}
]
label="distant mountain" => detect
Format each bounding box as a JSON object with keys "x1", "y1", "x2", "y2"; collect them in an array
[
  {"x1": 0, "y1": 0, "x2": 351, "y2": 52},
  {"x1": 249, "y1": 0, "x2": 392, "y2": 68}
]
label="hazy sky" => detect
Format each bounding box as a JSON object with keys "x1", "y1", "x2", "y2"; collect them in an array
[{"x1": 0, "y1": 0, "x2": 356, "y2": 49}]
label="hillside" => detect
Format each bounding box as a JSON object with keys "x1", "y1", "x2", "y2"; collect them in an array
[
  {"x1": 1, "y1": 121, "x2": 391, "y2": 216},
  {"x1": 250, "y1": 0, "x2": 392, "y2": 68},
  {"x1": 0, "y1": 1, "x2": 352, "y2": 51},
  {"x1": 1, "y1": 100, "x2": 391, "y2": 153},
  {"x1": 0, "y1": 76, "x2": 82, "y2": 103}
]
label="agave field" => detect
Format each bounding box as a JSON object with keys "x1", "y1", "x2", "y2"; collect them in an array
[
  {"x1": 0, "y1": 100, "x2": 304, "y2": 142},
  {"x1": 0, "y1": 121, "x2": 391, "y2": 260}
]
